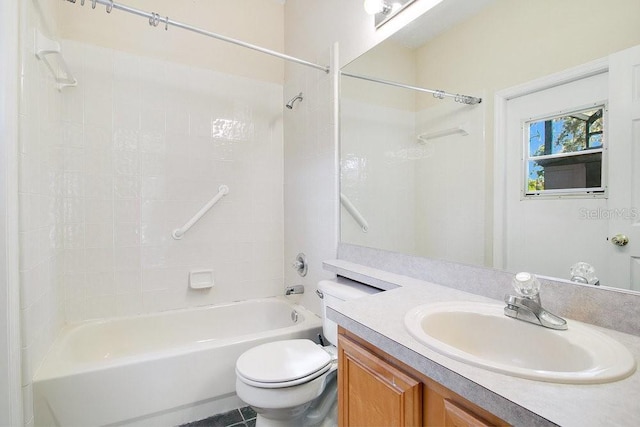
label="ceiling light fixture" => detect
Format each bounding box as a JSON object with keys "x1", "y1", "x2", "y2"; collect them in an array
[
  {"x1": 364, "y1": 0, "x2": 417, "y2": 28},
  {"x1": 364, "y1": 0, "x2": 392, "y2": 15}
]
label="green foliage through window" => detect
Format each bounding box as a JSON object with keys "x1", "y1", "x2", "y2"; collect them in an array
[{"x1": 525, "y1": 106, "x2": 605, "y2": 195}]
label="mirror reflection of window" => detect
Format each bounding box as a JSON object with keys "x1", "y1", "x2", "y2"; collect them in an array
[{"x1": 524, "y1": 105, "x2": 605, "y2": 196}]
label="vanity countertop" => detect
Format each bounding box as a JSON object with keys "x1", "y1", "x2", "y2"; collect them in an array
[{"x1": 325, "y1": 260, "x2": 640, "y2": 427}]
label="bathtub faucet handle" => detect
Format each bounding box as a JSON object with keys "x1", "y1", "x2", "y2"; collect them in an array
[
  {"x1": 285, "y1": 285, "x2": 304, "y2": 295},
  {"x1": 292, "y1": 253, "x2": 308, "y2": 277}
]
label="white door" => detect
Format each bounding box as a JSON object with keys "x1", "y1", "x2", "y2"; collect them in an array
[
  {"x1": 502, "y1": 45, "x2": 640, "y2": 290},
  {"x1": 504, "y1": 72, "x2": 610, "y2": 285},
  {"x1": 607, "y1": 44, "x2": 640, "y2": 291}
]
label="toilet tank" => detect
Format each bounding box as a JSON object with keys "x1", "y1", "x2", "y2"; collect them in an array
[{"x1": 318, "y1": 278, "x2": 381, "y2": 346}]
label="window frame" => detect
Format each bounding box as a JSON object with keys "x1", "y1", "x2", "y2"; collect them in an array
[{"x1": 521, "y1": 102, "x2": 608, "y2": 200}]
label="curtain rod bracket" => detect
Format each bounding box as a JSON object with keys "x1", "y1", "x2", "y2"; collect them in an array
[{"x1": 149, "y1": 12, "x2": 160, "y2": 27}]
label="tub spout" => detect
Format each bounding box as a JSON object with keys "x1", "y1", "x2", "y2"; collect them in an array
[{"x1": 285, "y1": 285, "x2": 304, "y2": 295}]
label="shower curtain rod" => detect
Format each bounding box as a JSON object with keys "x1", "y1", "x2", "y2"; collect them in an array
[
  {"x1": 65, "y1": 0, "x2": 329, "y2": 73},
  {"x1": 340, "y1": 71, "x2": 482, "y2": 105}
]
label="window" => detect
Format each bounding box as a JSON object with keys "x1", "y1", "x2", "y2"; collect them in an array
[{"x1": 524, "y1": 105, "x2": 606, "y2": 197}]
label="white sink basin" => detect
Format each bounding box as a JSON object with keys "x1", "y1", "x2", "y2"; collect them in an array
[{"x1": 404, "y1": 301, "x2": 636, "y2": 384}]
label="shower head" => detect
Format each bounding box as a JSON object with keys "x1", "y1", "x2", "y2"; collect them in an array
[{"x1": 286, "y1": 92, "x2": 303, "y2": 109}]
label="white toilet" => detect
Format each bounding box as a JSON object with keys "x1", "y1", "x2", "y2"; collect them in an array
[{"x1": 235, "y1": 278, "x2": 380, "y2": 427}]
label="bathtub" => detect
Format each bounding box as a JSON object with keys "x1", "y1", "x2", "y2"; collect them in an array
[{"x1": 33, "y1": 297, "x2": 322, "y2": 427}]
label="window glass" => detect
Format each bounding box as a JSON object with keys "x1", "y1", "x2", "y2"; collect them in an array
[{"x1": 525, "y1": 106, "x2": 605, "y2": 196}]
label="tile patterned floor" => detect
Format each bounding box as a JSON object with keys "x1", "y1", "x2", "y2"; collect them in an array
[{"x1": 179, "y1": 406, "x2": 257, "y2": 427}]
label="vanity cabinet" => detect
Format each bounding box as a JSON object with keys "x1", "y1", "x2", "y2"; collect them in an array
[
  {"x1": 338, "y1": 327, "x2": 508, "y2": 427},
  {"x1": 338, "y1": 332, "x2": 422, "y2": 426}
]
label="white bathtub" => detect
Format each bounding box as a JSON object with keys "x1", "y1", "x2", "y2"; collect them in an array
[{"x1": 33, "y1": 297, "x2": 322, "y2": 427}]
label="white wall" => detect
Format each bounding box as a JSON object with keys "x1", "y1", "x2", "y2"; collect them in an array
[
  {"x1": 299, "y1": 0, "x2": 640, "y2": 274},
  {"x1": 17, "y1": 2, "x2": 286, "y2": 316},
  {"x1": 282, "y1": 56, "x2": 336, "y2": 315},
  {"x1": 48, "y1": 0, "x2": 285, "y2": 84},
  {"x1": 340, "y1": 42, "x2": 422, "y2": 253},
  {"x1": 340, "y1": 99, "x2": 417, "y2": 254},
  {"x1": 340, "y1": 41, "x2": 418, "y2": 255},
  {"x1": 17, "y1": 0, "x2": 286, "y2": 423},
  {"x1": 25, "y1": 1, "x2": 287, "y2": 323},
  {"x1": 282, "y1": 1, "x2": 434, "y2": 314},
  {"x1": 415, "y1": 0, "x2": 640, "y2": 110},
  {"x1": 1, "y1": 0, "x2": 23, "y2": 424},
  {"x1": 339, "y1": 38, "x2": 486, "y2": 265},
  {"x1": 24, "y1": 0, "x2": 437, "y2": 327},
  {"x1": 415, "y1": 0, "x2": 640, "y2": 263},
  {"x1": 58, "y1": 40, "x2": 284, "y2": 322},
  {"x1": 340, "y1": 40, "x2": 417, "y2": 110},
  {"x1": 18, "y1": 2, "x2": 67, "y2": 425},
  {"x1": 414, "y1": 101, "x2": 485, "y2": 265}
]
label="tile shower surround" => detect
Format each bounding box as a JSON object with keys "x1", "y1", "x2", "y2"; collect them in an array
[
  {"x1": 282, "y1": 53, "x2": 339, "y2": 317},
  {"x1": 19, "y1": 3, "x2": 66, "y2": 424},
  {"x1": 50, "y1": 40, "x2": 286, "y2": 323},
  {"x1": 340, "y1": 98, "x2": 417, "y2": 255}
]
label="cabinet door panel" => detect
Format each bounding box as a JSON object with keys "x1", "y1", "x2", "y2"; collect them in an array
[
  {"x1": 443, "y1": 399, "x2": 493, "y2": 427},
  {"x1": 338, "y1": 335, "x2": 422, "y2": 427}
]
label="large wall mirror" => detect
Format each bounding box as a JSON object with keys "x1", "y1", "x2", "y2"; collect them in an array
[{"x1": 340, "y1": 0, "x2": 640, "y2": 291}]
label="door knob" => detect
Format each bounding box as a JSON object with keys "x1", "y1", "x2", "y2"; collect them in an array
[{"x1": 611, "y1": 234, "x2": 629, "y2": 246}]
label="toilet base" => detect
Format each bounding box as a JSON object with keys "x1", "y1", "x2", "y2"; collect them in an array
[
  {"x1": 255, "y1": 413, "x2": 305, "y2": 427},
  {"x1": 254, "y1": 401, "x2": 337, "y2": 427},
  {"x1": 251, "y1": 373, "x2": 338, "y2": 427}
]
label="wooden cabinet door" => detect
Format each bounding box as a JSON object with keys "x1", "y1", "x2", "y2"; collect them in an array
[
  {"x1": 338, "y1": 335, "x2": 422, "y2": 427},
  {"x1": 425, "y1": 380, "x2": 502, "y2": 427},
  {"x1": 443, "y1": 399, "x2": 494, "y2": 427}
]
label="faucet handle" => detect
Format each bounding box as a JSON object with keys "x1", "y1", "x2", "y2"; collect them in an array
[
  {"x1": 292, "y1": 253, "x2": 308, "y2": 277},
  {"x1": 569, "y1": 262, "x2": 599, "y2": 285},
  {"x1": 512, "y1": 272, "x2": 541, "y2": 299}
]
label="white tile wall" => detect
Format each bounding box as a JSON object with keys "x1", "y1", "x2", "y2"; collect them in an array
[
  {"x1": 339, "y1": 95, "x2": 485, "y2": 265},
  {"x1": 340, "y1": 98, "x2": 417, "y2": 255},
  {"x1": 53, "y1": 40, "x2": 286, "y2": 322},
  {"x1": 18, "y1": 3, "x2": 66, "y2": 426},
  {"x1": 283, "y1": 50, "x2": 338, "y2": 317},
  {"x1": 415, "y1": 101, "x2": 486, "y2": 266}
]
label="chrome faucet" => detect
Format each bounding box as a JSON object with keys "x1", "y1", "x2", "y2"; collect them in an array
[
  {"x1": 504, "y1": 272, "x2": 567, "y2": 330},
  {"x1": 285, "y1": 285, "x2": 304, "y2": 295}
]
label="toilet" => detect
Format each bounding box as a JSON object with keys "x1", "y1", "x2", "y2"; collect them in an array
[{"x1": 235, "y1": 278, "x2": 380, "y2": 427}]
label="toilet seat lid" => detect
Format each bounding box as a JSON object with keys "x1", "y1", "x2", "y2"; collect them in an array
[{"x1": 236, "y1": 339, "x2": 331, "y2": 385}]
